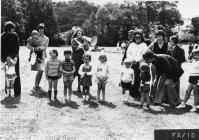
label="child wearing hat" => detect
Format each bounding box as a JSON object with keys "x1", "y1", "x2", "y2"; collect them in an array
[
  {"x1": 120, "y1": 58, "x2": 134, "y2": 103},
  {"x1": 178, "y1": 48, "x2": 199, "y2": 111}
]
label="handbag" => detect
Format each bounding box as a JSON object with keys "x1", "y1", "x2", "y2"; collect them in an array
[{"x1": 30, "y1": 48, "x2": 37, "y2": 65}]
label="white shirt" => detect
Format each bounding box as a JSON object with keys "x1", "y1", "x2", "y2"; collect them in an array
[
  {"x1": 189, "y1": 60, "x2": 199, "y2": 76},
  {"x1": 126, "y1": 42, "x2": 148, "y2": 62},
  {"x1": 96, "y1": 62, "x2": 109, "y2": 78},
  {"x1": 121, "y1": 67, "x2": 134, "y2": 83}
]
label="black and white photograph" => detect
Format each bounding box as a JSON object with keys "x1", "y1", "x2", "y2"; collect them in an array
[{"x1": 1, "y1": 0, "x2": 199, "y2": 139}]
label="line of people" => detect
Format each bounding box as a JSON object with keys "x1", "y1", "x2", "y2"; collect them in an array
[{"x1": 1, "y1": 21, "x2": 199, "y2": 112}]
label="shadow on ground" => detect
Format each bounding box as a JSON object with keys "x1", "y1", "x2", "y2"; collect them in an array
[
  {"x1": 99, "y1": 101, "x2": 117, "y2": 109},
  {"x1": 1, "y1": 95, "x2": 20, "y2": 109},
  {"x1": 30, "y1": 90, "x2": 48, "y2": 98},
  {"x1": 83, "y1": 99, "x2": 99, "y2": 108},
  {"x1": 48, "y1": 99, "x2": 79, "y2": 109},
  {"x1": 73, "y1": 91, "x2": 83, "y2": 98}
]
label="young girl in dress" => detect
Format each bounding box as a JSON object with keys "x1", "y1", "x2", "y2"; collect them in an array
[
  {"x1": 96, "y1": 54, "x2": 109, "y2": 102},
  {"x1": 78, "y1": 54, "x2": 93, "y2": 101},
  {"x1": 45, "y1": 50, "x2": 61, "y2": 101},
  {"x1": 2, "y1": 57, "x2": 17, "y2": 96}
]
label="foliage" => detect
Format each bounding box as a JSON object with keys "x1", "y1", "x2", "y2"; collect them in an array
[{"x1": 190, "y1": 16, "x2": 199, "y2": 41}]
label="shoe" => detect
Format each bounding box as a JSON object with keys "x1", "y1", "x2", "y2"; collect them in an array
[
  {"x1": 147, "y1": 104, "x2": 150, "y2": 109},
  {"x1": 190, "y1": 106, "x2": 197, "y2": 112},
  {"x1": 139, "y1": 104, "x2": 143, "y2": 108},
  {"x1": 176, "y1": 102, "x2": 186, "y2": 108}
]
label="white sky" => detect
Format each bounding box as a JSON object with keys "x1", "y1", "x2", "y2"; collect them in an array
[{"x1": 52, "y1": 0, "x2": 199, "y2": 18}]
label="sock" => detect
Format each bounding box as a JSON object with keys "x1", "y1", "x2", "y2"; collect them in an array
[
  {"x1": 54, "y1": 90, "x2": 57, "y2": 99},
  {"x1": 48, "y1": 90, "x2": 52, "y2": 101}
]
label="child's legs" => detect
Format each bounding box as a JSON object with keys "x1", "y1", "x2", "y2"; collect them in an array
[
  {"x1": 48, "y1": 79, "x2": 53, "y2": 90},
  {"x1": 140, "y1": 92, "x2": 145, "y2": 105},
  {"x1": 53, "y1": 79, "x2": 58, "y2": 90},
  {"x1": 64, "y1": 81, "x2": 68, "y2": 96},
  {"x1": 102, "y1": 83, "x2": 106, "y2": 100},
  {"x1": 97, "y1": 83, "x2": 102, "y2": 100},
  {"x1": 183, "y1": 83, "x2": 193, "y2": 103},
  {"x1": 146, "y1": 92, "x2": 150, "y2": 105},
  {"x1": 193, "y1": 85, "x2": 199, "y2": 106},
  {"x1": 68, "y1": 80, "x2": 73, "y2": 98}
]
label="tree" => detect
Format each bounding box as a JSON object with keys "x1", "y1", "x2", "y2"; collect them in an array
[
  {"x1": 191, "y1": 16, "x2": 199, "y2": 41},
  {"x1": 25, "y1": 0, "x2": 58, "y2": 45}
]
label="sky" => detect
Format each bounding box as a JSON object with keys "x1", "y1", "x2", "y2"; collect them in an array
[{"x1": 52, "y1": 0, "x2": 199, "y2": 19}]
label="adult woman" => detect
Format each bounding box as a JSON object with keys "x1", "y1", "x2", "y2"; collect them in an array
[
  {"x1": 71, "y1": 28, "x2": 88, "y2": 93},
  {"x1": 148, "y1": 30, "x2": 168, "y2": 54},
  {"x1": 1, "y1": 21, "x2": 21, "y2": 98},
  {"x1": 126, "y1": 30, "x2": 148, "y2": 98},
  {"x1": 27, "y1": 23, "x2": 49, "y2": 91}
]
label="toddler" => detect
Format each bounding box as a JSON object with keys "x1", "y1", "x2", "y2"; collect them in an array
[
  {"x1": 120, "y1": 58, "x2": 134, "y2": 103},
  {"x1": 139, "y1": 63, "x2": 151, "y2": 108},
  {"x1": 96, "y1": 54, "x2": 109, "y2": 102},
  {"x1": 78, "y1": 54, "x2": 93, "y2": 101}
]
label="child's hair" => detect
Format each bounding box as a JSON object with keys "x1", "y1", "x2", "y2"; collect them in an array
[
  {"x1": 50, "y1": 49, "x2": 58, "y2": 57},
  {"x1": 31, "y1": 30, "x2": 39, "y2": 36},
  {"x1": 98, "y1": 54, "x2": 107, "y2": 62},
  {"x1": 83, "y1": 53, "x2": 91, "y2": 61},
  {"x1": 64, "y1": 50, "x2": 72, "y2": 55},
  {"x1": 140, "y1": 63, "x2": 150, "y2": 72}
]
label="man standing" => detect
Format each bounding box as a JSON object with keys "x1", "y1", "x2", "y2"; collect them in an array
[{"x1": 143, "y1": 51, "x2": 183, "y2": 107}]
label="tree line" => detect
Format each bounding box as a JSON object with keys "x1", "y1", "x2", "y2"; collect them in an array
[{"x1": 1, "y1": 0, "x2": 198, "y2": 46}]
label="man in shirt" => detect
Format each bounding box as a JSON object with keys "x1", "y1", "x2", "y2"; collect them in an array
[{"x1": 143, "y1": 51, "x2": 183, "y2": 108}]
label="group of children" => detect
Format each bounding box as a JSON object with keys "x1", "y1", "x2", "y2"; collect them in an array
[
  {"x1": 44, "y1": 48, "x2": 153, "y2": 109},
  {"x1": 45, "y1": 49, "x2": 109, "y2": 103}
]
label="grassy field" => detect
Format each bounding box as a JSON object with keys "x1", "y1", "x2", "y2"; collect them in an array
[{"x1": 0, "y1": 46, "x2": 198, "y2": 140}]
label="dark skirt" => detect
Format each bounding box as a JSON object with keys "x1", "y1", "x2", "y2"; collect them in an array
[
  {"x1": 121, "y1": 81, "x2": 132, "y2": 90},
  {"x1": 80, "y1": 75, "x2": 92, "y2": 86},
  {"x1": 189, "y1": 76, "x2": 199, "y2": 85}
]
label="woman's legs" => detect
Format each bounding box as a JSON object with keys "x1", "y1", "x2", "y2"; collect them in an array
[
  {"x1": 193, "y1": 85, "x2": 199, "y2": 106},
  {"x1": 77, "y1": 75, "x2": 81, "y2": 92},
  {"x1": 35, "y1": 71, "x2": 43, "y2": 89}
]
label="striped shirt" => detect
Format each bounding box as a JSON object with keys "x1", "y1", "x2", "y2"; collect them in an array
[
  {"x1": 60, "y1": 59, "x2": 75, "y2": 72},
  {"x1": 45, "y1": 58, "x2": 61, "y2": 76}
]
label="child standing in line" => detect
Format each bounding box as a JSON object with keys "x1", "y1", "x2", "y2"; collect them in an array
[
  {"x1": 178, "y1": 48, "x2": 199, "y2": 111},
  {"x1": 96, "y1": 54, "x2": 109, "y2": 102},
  {"x1": 120, "y1": 58, "x2": 134, "y2": 103},
  {"x1": 60, "y1": 50, "x2": 76, "y2": 102},
  {"x1": 45, "y1": 50, "x2": 61, "y2": 101},
  {"x1": 78, "y1": 54, "x2": 93, "y2": 101},
  {"x1": 2, "y1": 57, "x2": 17, "y2": 96},
  {"x1": 139, "y1": 63, "x2": 151, "y2": 108}
]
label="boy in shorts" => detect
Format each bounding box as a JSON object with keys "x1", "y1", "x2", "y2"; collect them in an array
[{"x1": 60, "y1": 50, "x2": 76, "y2": 102}]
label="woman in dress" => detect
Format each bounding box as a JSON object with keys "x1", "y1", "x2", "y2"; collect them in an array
[{"x1": 27, "y1": 23, "x2": 49, "y2": 91}]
